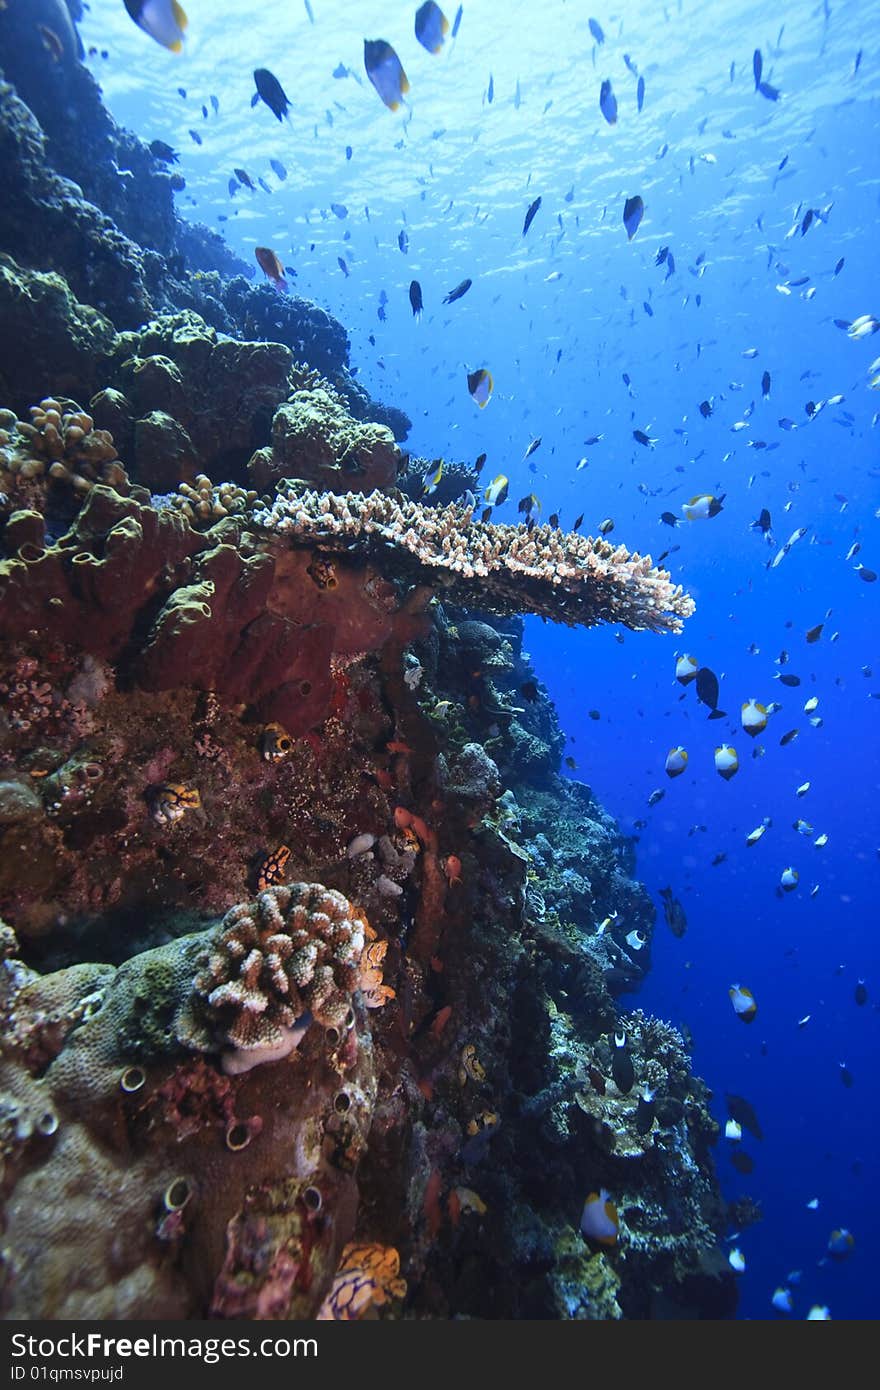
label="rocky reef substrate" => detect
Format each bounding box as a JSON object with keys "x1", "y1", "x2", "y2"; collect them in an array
[{"x1": 0, "y1": 1, "x2": 738, "y2": 1321}]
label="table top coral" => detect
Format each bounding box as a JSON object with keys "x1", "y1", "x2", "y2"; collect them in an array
[{"x1": 254, "y1": 485, "x2": 695, "y2": 634}]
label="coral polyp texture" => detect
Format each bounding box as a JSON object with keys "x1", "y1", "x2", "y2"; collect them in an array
[
  {"x1": 181, "y1": 883, "x2": 370, "y2": 1061},
  {"x1": 255, "y1": 485, "x2": 696, "y2": 633}
]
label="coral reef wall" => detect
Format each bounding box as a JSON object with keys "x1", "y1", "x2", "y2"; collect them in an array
[{"x1": 0, "y1": 3, "x2": 736, "y2": 1321}]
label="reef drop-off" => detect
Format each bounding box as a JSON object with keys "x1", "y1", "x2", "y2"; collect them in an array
[{"x1": 0, "y1": 2, "x2": 739, "y2": 1322}]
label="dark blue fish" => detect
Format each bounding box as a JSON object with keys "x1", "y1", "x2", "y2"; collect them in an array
[
  {"x1": 270, "y1": 158, "x2": 287, "y2": 180},
  {"x1": 522, "y1": 196, "x2": 542, "y2": 235},
  {"x1": 599, "y1": 79, "x2": 617, "y2": 124},
  {"x1": 623, "y1": 195, "x2": 644, "y2": 240},
  {"x1": 210, "y1": 95, "x2": 219, "y2": 114},
  {"x1": 254, "y1": 68, "x2": 291, "y2": 122},
  {"x1": 637, "y1": 75, "x2": 645, "y2": 112},
  {"x1": 409, "y1": 280, "x2": 423, "y2": 316},
  {"x1": 338, "y1": 256, "x2": 350, "y2": 277},
  {"x1": 487, "y1": 73, "x2": 494, "y2": 103},
  {"x1": 188, "y1": 129, "x2": 203, "y2": 145},
  {"x1": 443, "y1": 278, "x2": 472, "y2": 304},
  {"x1": 398, "y1": 228, "x2": 409, "y2": 253},
  {"x1": 451, "y1": 4, "x2": 463, "y2": 39},
  {"x1": 589, "y1": 17, "x2": 605, "y2": 44},
  {"x1": 753, "y1": 48, "x2": 762, "y2": 88}
]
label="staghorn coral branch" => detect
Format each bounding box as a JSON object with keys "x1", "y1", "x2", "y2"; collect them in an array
[{"x1": 254, "y1": 485, "x2": 696, "y2": 634}]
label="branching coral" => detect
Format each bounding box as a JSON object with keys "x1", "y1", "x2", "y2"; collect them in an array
[
  {"x1": 178, "y1": 884, "x2": 374, "y2": 1062},
  {"x1": 254, "y1": 486, "x2": 695, "y2": 633},
  {"x1": 0, "y1": 397, "x2": 132, "y2": 515}
]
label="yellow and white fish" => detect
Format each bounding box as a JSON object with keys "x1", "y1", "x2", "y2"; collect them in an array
[
  {"x1": 746, "y1": 818, "x2": 771, "y2": 846},
  {"x1": 665, "y1": 746, "x2": 688, "y2": 777},
  {"x1": 580, "y1": 1189, "x2": 619, "y2": 1245},
  {"x1": 415, "y1": 1, "x2": 449, "y2": 53},
  {"x1": 729, "y1": 983, "x2": 758, "y2": 1022},
  {"x1": 741, "y1": 698, "x2": 768, "y2": 736},
  {"x1": 714, "y1": 745, "x2": 739, "y2": 780},
  {"x1": 780, "y1": 866, "x2": 799, "y2": 891},
  {"x1": 675, "y1": 653, "x2": 699, "y2": 685},
  {"x1": 484, "y1": 474, "x2": 509, "y2": 507},
  {"x1": 468, "y1": 368, "x2": 494, "y2": 408},
  {"x1": 124, "y1": 0, "x2": 188, "y2": 51},
  {"x1": 364, "y1": 39, "x2": 410, "y2": 110},
  {"x1": 682, "y1": 493, "x2": 725, "y2": 521}
]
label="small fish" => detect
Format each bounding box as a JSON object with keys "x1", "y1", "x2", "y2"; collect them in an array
[
  {"x1": 523, "y1": 436, "x2": 542, "y2": 461},
  {"x1": 660, "y1": 511, "x2": 679, "y2": 528},
  {"x1": 846, "y1": 314, "x2": 880, "y2": 340},
  {"x1": 443, "y1": 278, "x2": 472, "y2": 304},
  {"x1": 588, "y1": 17, "x2": 605, "y2": 44},
  {"x1": 611, "y1": 1032, "x2": 635, "y2": 1094},
  {"x1": 517, "y1": 492, "x2": 541, "y2": 517},
  {"x1": 451, "y1": 5, "x2": 463, "y2": 39},
  {"x1": 780, "y1": 866, "x2": 799, "y2": 892},
  {"x1": 741, "y1": 699, "x2": 768, "y2": 736},
  {"x1": 580, "y1": 1189, "x2": 618, "y2": 1246},
  {"x1": 746, "y1": 819, "x2": 771, "y2": 846},
  {"x1": 647, "y1": 788, "x2": 665, "y2": 807},
  {"x1": 729, "y1": 1249, "x2": 746, "y2": 1273},
  {"x1": 270, "y1": 158, "x2": 287, "y2": 180},
  {"x1": 468, "y1": 368, "x2": 493, "y2": 408},
  {"x1": 769, "y1": 526, "x2": 808, "y2": 568},
  {"x1": 337, "y1": 256, "x2": 350, "y2": 277},
  {"x1": 675, "y1": 653, "x2": 699, "y2": 685},
  {"x1": 330, "y1": 202, "x2": 348, "y2": 219},
  {"x1": 253, "y1": 68, "x2": 291, "y2": 122},
  {"x1": 484, "y1": 474, "x2": 508, "y2": 507},
  {"x1": 683, "y1": 497, "x2": 722, "y2": 522},
  {"x1": 665, "y1": 746, "x2": 688, "y2": 778},
  {"x1": 421, "y1": 462, "x2": 444, "y2": 497},
  {"x1": 730, "y1": 983, "x2": 758, "y2": 1023},
  {"x1": 234, "y1": 167, "x2": 255, "y2": 189},
  {"x1": 409, "y1": 280, "x2": 423, "y2": 317},
  {"x1": 415, "y1": 2, "x2": 449, "y2": 55},
  {"x1": 637, "y1": 75, "x2": 645, "y2": 112},
  {"x1": 714, "y1": 745, "x2": 739, "y2": 780},
  {"x1": 189, "y1": 129, "x2": 203, "y2": 145},
  {"x1": 599, "y1": 80, "x2": 618, "y2": 125},
  {"x1": 523, "y1": 196, "x2": 542, "y2": 236},
  {"x1": 364, "y1": 39, "x2": 410, "y2": 111},
  {"x1": 659, "y1": 886, "x2": 687, "y2": 938},
  {"x1": 598, "y1": 518, "x2": 614, "y2": 536},
  {"x1": 254, "y1": 247, "x2": 287, "y2": 291},
  {"x1": 772, "y1": 1288, "x2": 793, "y2": 1314},
  {"x1": 623, "y1": 195, "x2": 644, "y2": 240},
  {"x1": 124, "y1": 0, "x2": 188, "y2": 52}
]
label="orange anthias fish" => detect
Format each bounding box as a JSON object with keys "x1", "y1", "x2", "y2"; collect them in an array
[{"x1": 255, "y1": 246, "x2": 287, "y2": 291}]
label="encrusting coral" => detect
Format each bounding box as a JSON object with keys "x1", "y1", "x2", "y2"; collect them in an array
[{"x1": 255, "y1": 485, "x2": 695, "y2": 633}]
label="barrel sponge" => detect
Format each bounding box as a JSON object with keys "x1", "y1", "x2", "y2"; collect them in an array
[{"x1": 179, "y1": 883, "x2": 370, "y2": 1054}]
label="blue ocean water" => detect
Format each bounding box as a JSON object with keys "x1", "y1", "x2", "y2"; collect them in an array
[{"x1": 83, "y1": 0, "x2": 878, "y2": 1318}]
